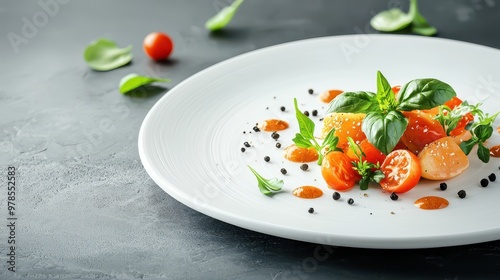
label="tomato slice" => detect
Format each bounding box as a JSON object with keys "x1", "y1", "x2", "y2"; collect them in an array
[
  {"x1": 379, "y1": 149, "x2": 421, "y2": 193},
  {"x1": 321, "y1": 151, "x2": 358, "y2": 191},
  {"x1": 401, "y1": 110, "x2": 446, "y2": 154}
]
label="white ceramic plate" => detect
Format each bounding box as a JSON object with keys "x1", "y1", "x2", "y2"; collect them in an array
[{"x1": 138, "y1": 35, "x2": 500, "y2": 249}]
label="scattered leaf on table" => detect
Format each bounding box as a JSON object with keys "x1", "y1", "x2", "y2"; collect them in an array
[
  {"x1": 119, "y1": 74, "x2": 170, "y2": 94},
  {"x1": 84, "y1": 38, "x2": 133, "y2": 71},
  {"x1": 205, "y1": 0, "x2": 245, "y2": 31}
]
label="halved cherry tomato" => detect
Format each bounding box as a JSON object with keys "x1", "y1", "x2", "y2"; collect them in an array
[
  {"x1": 321, "y1": 151, "x2": 358, "y2": 191},
  {"x1": 401, "y1": 110, "x2": 446, "y2": 154},
  {"x1": 346, "y1": 139, "x2": 386, "y2": 165},
  {"x1": 379, "y1": 149, "x2": 421, "y2": 193},
  {"x1": 143, "y1": 32, "x2": 174, "y2": 61}
]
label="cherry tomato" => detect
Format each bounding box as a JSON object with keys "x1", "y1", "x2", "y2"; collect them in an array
[
  {"x1": 143, "y1": 32, "x2": 173, "y2": 61},
  {"x1": 379, "y1": 149, "x2": 421, "y2": 193},
  {"x1": 401, "y1": 110, "x2": 446, "y2": 154},
  {"x1": 321, "y1": 151, "x2": 358, "y2": 191}
]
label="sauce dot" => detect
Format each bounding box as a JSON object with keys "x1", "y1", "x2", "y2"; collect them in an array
[
  {"x1": 292, "y1": 186, "x2": 323, "y2": 199},
  {"x1": 490, "y1": 145, "x2": 500, "y2": 158},
  {"x1": 414, "y1": 196, "x2": 449, "y2": 209},
  {"x1": 283, "y1": 144, "x2": 319, "y2": 163},
  {"x1": 319, "y1": 89, "x2": 343, "y2": 103},
  {"x1": 258, "y1": 119, "x2": 289, "y2": 132}
]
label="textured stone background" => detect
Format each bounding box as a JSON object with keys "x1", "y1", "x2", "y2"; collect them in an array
[{"x1": 1, "y1": 0, "x2": 500, "y2": 279}]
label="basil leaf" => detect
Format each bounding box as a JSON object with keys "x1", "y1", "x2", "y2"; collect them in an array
[
  {"x1": 459, "y1": 139, "x2": 476, "y2": 155},
  {"x1": 370, "y1": 8, "x2": 413, "y2": 32},
  {"x1": 83, "y1": 38, "x2": 132, "y2": 71},
  {"x1": 248, "y1": 165, "x2": 283, "y2": 195},
  {"x1": 396, "y1": 78, "x2": 456, "y2": 111},
  {"x1": 411, "y1": 13, "x2": 437, "y2": 36},
  {"x1": 372, "y1": 170, "x2": 385, "y2": 183},
  {"x1": 477, "y1": 142, "x2": 491, "y2": 163},
  {"x1": 294, "y1": 98, "x2": 316, "y2": 140},
  {"x1": 292, "y1": 133, "x2": 313, "y2": 148},
  {"x1": 326, "y1": 91, "x2": 379, "y2": 114},
  {"x1": 205, "y1": 0, "x2": 245, "y2": 31},
  {"x1": 119, "y1": 74, "x2": 170, "y2": 94},
  {"x1": 362, "y1": 111, "x2": 408, "y2": 155},
  {"x1": 376, "y1": 71, "x2": 397, "y2": 111},
  {"x1": 474, "y1": 125, "x2": 493, "y2": 141}
]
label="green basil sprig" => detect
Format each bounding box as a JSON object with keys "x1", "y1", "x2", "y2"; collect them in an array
[
  {"x1": 327, "y1": 71, "x2": 456, "y2": 155},
  {"x1": 348, "y1": 137, "x2": 385, "y2": 190},
  {"x1": 205, "y1": 0, "x2": 245, "y2": 31},
  {"x1": 248, "y1": 166, "x2": 283, "y2": 195},
  {"x1": 83, "y1": 38, "x2": 132, "y2": 71},
  {"x1": 370, "y1": 0, "x2": 437, "y2": 36},
  {"x1": 119, "y1": 74, "x2": 170, "y2": 94},
  {"x1": 292, "y1": 98, "x2": 340, "y2": 165}
]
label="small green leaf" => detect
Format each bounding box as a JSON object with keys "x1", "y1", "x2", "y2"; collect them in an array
[
  {"x1": 322, "y1": 128, "x2": 339, "y2": 151},
  {"x1": 474, "y1": 125, "x2": 493, "y2": 142},
  {"x1": 370, "y1": 8, "x2": 413, "y2": 32},
  {"x1": 376, "y1": 71, "x2": 397, "y2": 111},
  {"x1": 372, "y1": 170, "x2": 385, "y2": 183},
  {"x1": 205, "y1": 0, "x2": 245, "y2": 31},
  {"x1": 119, "y1": 74, "x2": 170, "y2": 94},
  {"x1": 294, "y1": 98, "x2": 316, "y2": 140},
  {"x1": 248, "y1": 165, "x2": 283, "y2": 195},
  {"x1": 411, "y1": 13, "x2": 438, "y2": 36},
  {"x1": 459, "y1": 139, "x2": 476, "y2": 155},
  {"x1": 292, "y1": 133, "x2": 313, "y2": 148},
  {"x1": 326, "y1": 91, "x2": 379, "y2": 114},
  {"x1": 362, "y1": 111, "x2": 408, "y2": 155},
  {"x1": 84, "y1": 38, "x2": 132, "y2": 71},
  {"x1": 477, "y1": 142, "x2": 491, "y2": 163},
  {"x1": 396, "y1": 78, "x2": 456, "y2": 111}
]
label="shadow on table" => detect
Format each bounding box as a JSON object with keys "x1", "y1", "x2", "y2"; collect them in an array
[{"x1": 122, "y1": 85, "x2": 168, "y2": 98}]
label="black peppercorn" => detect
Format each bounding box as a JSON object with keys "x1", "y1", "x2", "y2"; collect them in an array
[
  {"x1": 300, "y1": 164, "x2": 308, "y2": 171},
  {"x1": 312, "y1": 109, "x2": 318, "y2": 117},
  {"x1": 488, "y1": 173, "x2": 496, "y2": 182},
  {"x1": 241, "y1": 147, "x2": 246, "y2": 152},
  {"x1": 271, "y1": 132, "x2": 280, "y2": 140},
  {"x1": 332, "y1": 192, "x2": 341, "y2": 200},
  {"x1": 308, "y1": 207, "x2": 314, "y2": 214},
  {"x1": 303, "y1": 111, "x2": 310, "y2": 117},
  {"x1": 347, "y1": 198, "x2": 354, "y2": 205},
  {"x1": 480, "y1": 178, "x2": 489, "y2": 187},
  {"x1": 439, "y1": 182, "x2": 447, "y2": 191},
  {"x1": 275, "y1": 142, "x2": 281, "y2": 148},
  {"x1": 308, "y1": 89, "x2": 314, "y2": 94},
  {"x1": 280, "y1": 106, "x2": 286, "y2": 112},
  {"x1": 253, "y1": 126, "x2": 260, "y2": 132},
  {"x1": 280, "y1": 168, "x2": 287, "y2": 175},
  {"x1": 264, "y1": 156, "x2": 270, "y2": 162},
  {"x1": 243, "y1": 142, "x2": 250, "y2": 148},
  {"x1": 390, "y1": 192, "x2": 398, "y2": 201},
  {"x1": 458, "y1": 190, "x2": 466, "y2": 198}
]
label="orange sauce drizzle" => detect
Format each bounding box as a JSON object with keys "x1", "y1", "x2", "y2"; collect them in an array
[
  {"x1": 490, "y1": 145, "x2": 500, "y2": 158},
  {"x1": 292, "y1": 186, "x2": 323, "y2": 199},
  {"x1": 414, "y1": 196, "x2": 449, "y2": 210},
  {"x1": 283, "y1": 144, "x2": 319, "y2": 163},
  {"x1": 258, "y1": 119, "x2": 289, "y2": 132},
  {"x1": 319, "y1": 89, "x2": 343, "y2": 103}
]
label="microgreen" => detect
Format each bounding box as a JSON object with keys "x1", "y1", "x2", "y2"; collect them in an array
[
  {"x1": 348, "y1": 137, "x2": 385, "y2": 190},
  {"x1": 248, "y1": 165, "x2": 283, "y2": 195},
  {"x1": 205, "y1": 0, "x2": 245, "y2": 31},
  {"x1": 370, "y1": 0, "x2": 437, "y2": 36},
  {"x1": 457, "y1": 103, "x2": 500, "y2": 163},
  {"x1": 83, "y1": 38, "x2": 132, "y2": 71},
  {"x1": 327, "y1": 70, "x2": 456, "y2": 154},
  {"x1": 119, "y1": 74, "x2": 170, "y2": 94},
  {"x1": 292, "y1": 98, "x2": 340, "y2": 165}
]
